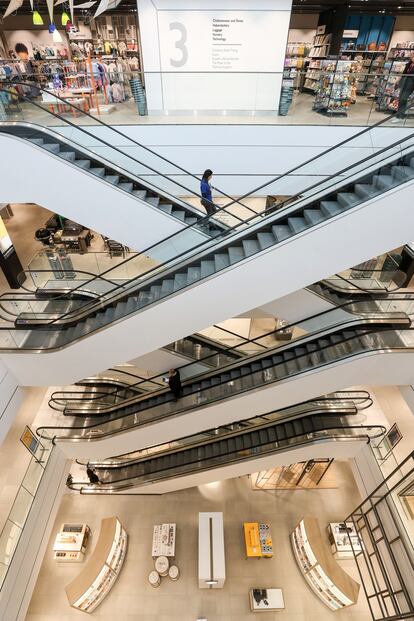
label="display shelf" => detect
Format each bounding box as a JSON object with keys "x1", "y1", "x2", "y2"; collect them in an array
[
  {"x1": 66, "y1": 517, "x2": 127, "y2": 614},
  {"x1": 328, "y1": 522, "x2": 363, "y2": 559},
  {"x1": 313, "y1": 59, "x2": 357, "y2": 116},
  {"x1": 291, "y1": 517, "x2": 360, "y2": 611},
  {"x1": 244, "y1": 522, "x2": 273, "y2": 558}
]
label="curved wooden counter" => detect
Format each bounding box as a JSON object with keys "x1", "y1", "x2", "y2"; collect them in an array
[
  {"x1": 65, "y1": 516, "x2": 127, "y2": 613},
  {"x1": 291, "y1": 516, "x2": 360, "y2": 611}
]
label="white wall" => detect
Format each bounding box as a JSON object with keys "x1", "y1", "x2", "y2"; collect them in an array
[
  {"x1": 2, "y1": 170, "x2": 414, "y2": 386},
  {"x1": 0, "y1": 449, "x2": 69, "y2": 621},
  {"x1": 0, "y1": 360, "x2": 23, "y2": 447},
  {"x1": 248, "y1": 288, "x2": 334, "y2": 321},
  {"x1": 137, "y1": 0, "x2": 292, "y2": 112},
  {"x1": 0, "y1": 132, "x2": 200, "y2": 250}
]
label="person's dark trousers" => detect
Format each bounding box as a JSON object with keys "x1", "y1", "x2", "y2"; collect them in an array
[
  {"x1": 397, "y1": 82, "x2": 414, "y2": 118},
  {"x1": 205, "y1": 201, "x2": 217, "y2": 215}
]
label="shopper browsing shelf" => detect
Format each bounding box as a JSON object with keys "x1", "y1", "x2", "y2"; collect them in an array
[
  {"x1": 393, "y1": 52, "x2": 414, "y2": 122},
  {"x1": 168, "y1": 368, "x2": 182, "y2": 401},
  {"x1": 200, "y1": 169, "x2": 217, "y2": 215}
]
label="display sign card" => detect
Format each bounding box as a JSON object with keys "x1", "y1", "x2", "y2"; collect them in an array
[
  {"x1": 343, "y1": 30, "x2": 359, "y2": 39},
  {"x1": 20, "y1": 426, "x2": 40, "y2": 457}
]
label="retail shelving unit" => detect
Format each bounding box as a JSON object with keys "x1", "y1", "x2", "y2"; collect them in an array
[
  {"x1": 313, "y1": 59, "x2": 357, "y2": 116},
  {"x1": 65, "y1": 517, "x2": 127, "y2": 613},
  {"x1": 243, "y1": 523, "x2": 273, "y2": 558},
  {"x1": 309, "y1": 33, "x2": 332, "y2": 59},
  {"x1": 340, "y1": 50, "x2": 386, "y2": 96},
  {"x1": 291, "y1": 517, "x2": 360, "y2": 611},
  {"x1": 376, "y1": 47, "x2": 414, "y2": 113},
  {"x1": 303, "y1": 32, "x2": 332, "y2": 93}
]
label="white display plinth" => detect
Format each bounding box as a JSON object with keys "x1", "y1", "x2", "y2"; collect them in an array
[{"x1": 198, "y1": 512, "x2": 225, "y2": 589}]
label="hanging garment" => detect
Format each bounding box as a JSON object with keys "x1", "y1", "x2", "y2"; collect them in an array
[{"x1": 111, "y1": 82, "x2": 124, "y2": 102}]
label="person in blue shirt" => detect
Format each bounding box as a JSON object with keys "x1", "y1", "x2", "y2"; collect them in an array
[{"x1": 200, "y1": 169, "x2": 217, "y2": 215}]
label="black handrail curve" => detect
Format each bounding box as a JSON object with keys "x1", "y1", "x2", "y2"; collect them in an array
[
  {"x1": 37, "y1": 319, "x2": 410, "y2": 441},
  {"x1": 8, "y1": 120, "x2": 414, "y2": 334},
  {"x1": 47, "y1": 294, "x2": 414, "y2": 411},
  {"x1": 0, "y1": 83, "x2": 412, "y2": 329}
]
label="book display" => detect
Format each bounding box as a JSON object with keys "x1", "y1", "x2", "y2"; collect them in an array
[
  {"x1": 152, "y1": 523, "x2": 176, "y2": 558},
  {"x1": 244, "y1": 522, "x2": 273, "y2": 558},
  {"x1": 376, "y1": 45, "x2": 414, "y2": 113},
  {"x1": 309, "y1": 32, "x2": 332, "y2": 59},
  {"x1": 65, "y1": 517, "x2": 127, "y2": 614},
  {"x1": 340, "y1": 50, "x2": 386, "y2": 96},
  {"x1": 291, "y1": 517, "x2": 360, "y2": 611},
  {"x1": 313, "y1": 60, "x2": 357, "y2": 116}
]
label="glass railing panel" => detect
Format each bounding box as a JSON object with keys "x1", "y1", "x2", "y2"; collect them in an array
[
  {"x1": 8, "y1": 487, "x2": 34, "y2": 530},
  {"x1": 0, "y1": 521, "x2": 21, "y2": 570}
]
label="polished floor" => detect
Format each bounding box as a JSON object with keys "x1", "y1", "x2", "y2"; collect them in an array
[{"x1": 25, "y1": 462, "x2": 369, "y2": 621}]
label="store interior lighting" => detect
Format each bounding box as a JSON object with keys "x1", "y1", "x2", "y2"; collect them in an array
[
  {"x1": 32, "y1": 10, "x2": 43, "y2": 24},
  {"x1": 61, "y1": 11, "x2": 70, "y2": 25}
]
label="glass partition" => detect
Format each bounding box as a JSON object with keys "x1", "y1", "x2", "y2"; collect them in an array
[{"x1": 0, "y1": 439, "x2": 52, "y2": 591}]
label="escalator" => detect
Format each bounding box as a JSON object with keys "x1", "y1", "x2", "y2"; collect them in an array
[
  {"x1": 67, "y1": 392, "x2": 384, "y2": 493},
  {"x1": 2, "y1": 122, "x2": 414, "y2": 363},
  {"x1": 36, "y1": 296, "x2": 413, "y2": 456}
]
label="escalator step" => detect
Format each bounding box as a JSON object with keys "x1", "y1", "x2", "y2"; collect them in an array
[
  {"x1": 230, "y1": 369, "x2": 241, "y2": 379},
  {"x1": 261, "y1": 358, "x2": 272, "y2": 368},
  {"x1": 283, "y1": 351, "x2": 294, "y2": 361},
  {"x1": 259, "y1": 429, "x2": 269, "y2": 444},
  {"x1": 267, "y1": 427, "x2": 277, "y2": 442},
  {"x1": 319, "y1": 200, "x2": 343, "y2": 217},
  {"x1": 251, "y1": 431, "x2": 260, "y2": 446},
  {"x1": 43, "y1": 142, "x2": 60, "y2": 153},
  {"x1": 303, "y1": 208, "x2": 325, "y2": 226},
  {"x1": 373, "y1": 174, "x2": 397, "y2": 191},
  {"x1": 251, "y1": 362, "x2": 262, "y2": 372},
  {"x1": 227, "y1": 438, "x2": 236, "y2": 453},
  {"x1": 75, "y1": 159, "x2": 91, "y2": 169},
  {"x1": 214, "y1": 253, "x2": 230, "y2": 271},
  {"x1": 256, "y1": 232, "x2": 275, "y2": 250},
  {"x1": 271, "y1": 225, "x2": 291, "y2": 241},
  {"x1": 276, "y1": 426, "x2": 287, "y2": 441},
  {"x1": 302, "y1": 418, "x2": 313, "y2": 433},
  {"x1": 243, "y1": 435, "x2": 253, "y2": 449},
  {"x1": 235, "y1": 436, "x2": 244, "y2": 450},
  {"x1": 228, "y1": 246, "x2": 245, "y2": 265},
  {"x1": 242, "y1": 239, "x2": 260, "y2": 256},
  {"x1": 59, "y1": 150, "x2": 76, "y2": 162},
  {"x1": 147, "y1": 196, "x2": 160, "y2": 207},
  {"x1": 118, "y1": 182, "x2": 133, "y2": 193},
  {"x1": 187, "y1": 266, "x2": 201, "y2": 283},
  {"x1": 172, "y1": 210, "x2": 186, "y2": 221},
  {"x1": 288, "y1": 217, "x2": 307, "y2": 234},
  {"x1": 200, "y1": 260, "x2": 215, "y2": 277},
  {"x1": 105, "y1": 175, "x2": 120, "y2": 185},
  {"x1": 391, "y1": 165, "x2": 414, "y2": 182},
  {"x1": 336, "y1": 192, "x2": 361, "y2": 209},
  {"x1": 133, "y1": 190, "x2": 147, "y2": 200},
  {"x1": 293, "y1": 420, "x2": 304, "y2": 435},
  {"x1": 284, "y1": 422, "x2": 294, "y2": 437}
]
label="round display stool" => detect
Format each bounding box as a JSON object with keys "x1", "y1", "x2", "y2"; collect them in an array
[
  {"x1": 148, "y1": 570, "x2": 161, "y2": 588},
  {"x1": 168, "y1": 564, "x2": 180, "y2": 581},
  {"x1": 155, "y1": 555, "x2": 169, "y2": 577}
]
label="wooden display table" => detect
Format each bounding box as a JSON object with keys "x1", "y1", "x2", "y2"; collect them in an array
[
  {"x1": 291, "y1": 517, "x2": 360, "y2": 611},
  {"x1": 249, "y1": 588, "x2": 285, "y2": 611},
  {"x1": 244, "y1": 523, "x2": 273, "y2": 558},
  {"x1": 65, "y1": 516, "x2": 127, "y2": 613}
]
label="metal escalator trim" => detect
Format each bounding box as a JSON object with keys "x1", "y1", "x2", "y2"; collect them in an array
[
  {"x1": 86, "y1": 423, "x2": 387, "y2": 490},
  {"x1": 59, "y1": 316, "x2": 410, "y2": 417}
]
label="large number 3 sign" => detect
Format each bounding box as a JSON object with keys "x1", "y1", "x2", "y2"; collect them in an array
[{"x1": 169, "y1": 22, "x2": 188, "y2": 67}]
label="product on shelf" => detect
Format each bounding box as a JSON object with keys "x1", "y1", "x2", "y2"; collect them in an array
[
  {"x1": 66, "y1": 517, "x2": 127, "y2": 614},
  {"x1": 53, "y1": 523, "x2": 90, "y2": 562},
  {"x1": 328, "y1": 522, "x2": 363, "y2": 559},
  {"x1": 309, "y1": 33, "x2": 332, "y2": 59},
  {"x1": 313, "y1": 59, "x2": 357, "y2": 116},
  {"x1": 376, "y1": 56, "x2": 411, "y2": 113},
  {"x1": 291, "y1": 517, "x2": 360, "y2": 610}
]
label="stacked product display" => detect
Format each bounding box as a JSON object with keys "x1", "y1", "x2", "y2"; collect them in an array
[
  {"x1": 65, "y1": 517, "x2": 127, "y2": 613},
  {"x1": 313, "y1": 60, "x2": 357, "y2": 116},
  {"x1": 291, "y1": 517, "x2": 360, "y2": 610},
  {"x1": 340, "y1": 50, "x2": 386, "y2": 96},
  {"x1": 376, "y1": 43, "x2": 414, "y2": 113},
  {"x1": 309, "y1": 32, "x2": 332, "y2": 59},
  {"x1": 243, "y1": 522, "x2": 273, "y2": 558}
]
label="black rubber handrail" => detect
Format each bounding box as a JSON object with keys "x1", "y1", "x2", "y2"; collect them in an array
[
  {"x1": 0, "y1": 84, "x2": 412, "y2": 330},
  {"x1": 80, "y1": 390, "x2": 373, "y2": 466},
  {"x1": 37, "y1": 319, "x2": 410, "y2": 440},
  {"x1": 48, "y1": 294, "x2": 414, "y2": 410},
  {"x1": 69, "y1": 424, "x2": 387, "y2": 491},
  {"x1": 10, "y1": 124, "x2": 414, "y2": 333}
]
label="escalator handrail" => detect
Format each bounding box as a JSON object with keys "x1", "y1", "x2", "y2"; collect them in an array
[
  {"x1": 38, "y1": 318, "x2": 393, "y2": 436},
  {"x1": 69, "y1": 423, "x2": 387, "y2": 490},
  {"x1": 0, "y1": 86, "x2": 254, "y2": 224},
  {"x1": 47, "y1": 295, "x2": 414, "y2": 409},
  {"x1": 17, "y1": 125, "x2": 414, "y2": 329},
  {"x1": 323, "y1": 268, "x2": 406, "y2": 295},
  {"x1": 2, "y1": 88, "x2": 414, "y2": 330},
  {"x1": 4, "y1": 81, "x2": 403, "y2": 215},
  {"x1": 83, "y1": 398, "x2": 371, "y2": 467}
]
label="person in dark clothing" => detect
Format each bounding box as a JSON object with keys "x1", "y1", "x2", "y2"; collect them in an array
[
  {"x1": 86, "y1": 466, "x2": 100, "y2": 484},
  {"x1": 393, "y1": 52, "x2": 414, "y2": 121},
  {"x1": 200, "y1": 169, "x2": 217, "y2": 215},
  {"x1": 168, "y1": 368, "x2": 182, "y2": 400}
]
